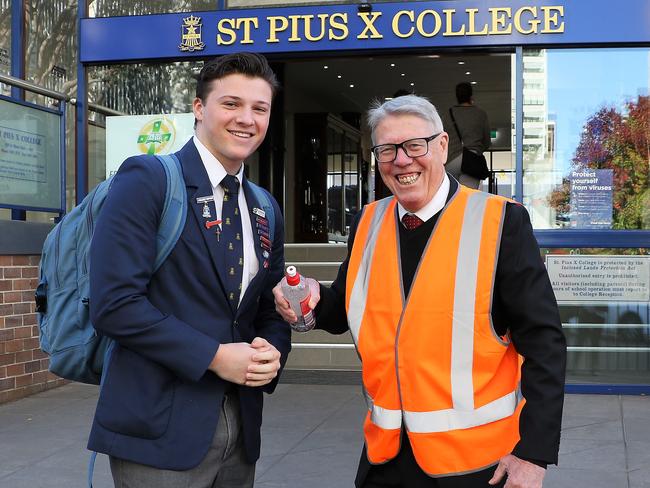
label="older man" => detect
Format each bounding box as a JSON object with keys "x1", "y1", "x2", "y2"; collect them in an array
[{"x1": 274, "y1": 95, "x2": 566, "y2": 488}]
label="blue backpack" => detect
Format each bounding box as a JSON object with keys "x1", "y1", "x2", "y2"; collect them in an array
[{"x1": 36, "y1": 154, "x2": 187, "y2": 385}]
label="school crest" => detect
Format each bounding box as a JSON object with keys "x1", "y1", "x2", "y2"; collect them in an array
[{"x1": 179, "y1": 15, "x2": 205, "y2": 52}]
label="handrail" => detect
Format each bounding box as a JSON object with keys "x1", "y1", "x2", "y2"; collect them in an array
[
  {"x1": 0, "y1": 73, "x2": 125, "y2": 116},
  {"x1": 0, "y1": 73, "x2": 67, "y2": 101}
]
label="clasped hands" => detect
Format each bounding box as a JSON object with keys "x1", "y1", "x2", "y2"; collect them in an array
[{"x1": 209, "y1": 337, "x2": 281, "y2": 387}]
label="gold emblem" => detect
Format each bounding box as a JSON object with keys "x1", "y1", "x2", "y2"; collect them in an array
[{"x1": 179, "y1": 15, "x2": 206, "y2": 52}]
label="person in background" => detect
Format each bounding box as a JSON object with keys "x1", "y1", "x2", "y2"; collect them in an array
[
  {"x1": 444, "y1": 81, "x2": 491, "y2": 189},
  {"x1": 274, "y1": 95, "x2": 566, "y2": 488},
  {"x1": 89, "y1": 52, "x2": 291, "y2": 488}
]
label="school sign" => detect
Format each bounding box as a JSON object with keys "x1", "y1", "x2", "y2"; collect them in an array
[{"x1": 80, "y1": 0, "x2": 650, "y2": 63}]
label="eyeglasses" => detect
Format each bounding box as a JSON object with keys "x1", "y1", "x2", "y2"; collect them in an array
[{"x1": 371, "y1": 133, "x2": 441, "y2": 164}]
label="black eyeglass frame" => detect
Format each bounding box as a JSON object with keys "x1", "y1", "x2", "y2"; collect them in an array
[{"x1": 371, "y1": 133, "x2": 442, "y2": 164}]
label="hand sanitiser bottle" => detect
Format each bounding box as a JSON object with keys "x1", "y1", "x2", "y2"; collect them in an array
[{"x1": 281, "y1": 266, "x2": 316, "y2": 332}]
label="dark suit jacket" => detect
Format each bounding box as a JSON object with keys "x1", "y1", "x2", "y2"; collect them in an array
[
  {"x1": 88, "y1": 139, "x2": 291, "y2": 469},
  {"x1": 316, "y1": 176, "x2": 567, "y2": 485}
]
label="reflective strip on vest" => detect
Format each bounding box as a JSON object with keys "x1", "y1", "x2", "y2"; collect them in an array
[
  {"x1": 451, "y1": 191, "x2": 490, "y2": 411},
  {"x1": 352, "y1": 191, "x2": 520, "y2": 436},
  {"x1": 347, "y1": 197, "x2": 393, "y2": 344},
  {"x1": 364, "y1": 387, "x2": 403, "y2": 430}
]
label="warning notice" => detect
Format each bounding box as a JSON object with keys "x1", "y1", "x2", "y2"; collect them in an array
[{"x1": 546, "y1": 255, "x2": 650, "y2": 302}]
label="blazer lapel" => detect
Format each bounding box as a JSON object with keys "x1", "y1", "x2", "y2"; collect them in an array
[
  {"x1": 177, "y1": 140, "x2": 231, "y2": 305},
  {"x1": 237, "y1": 177, "x2": 272, "y2": 315}
]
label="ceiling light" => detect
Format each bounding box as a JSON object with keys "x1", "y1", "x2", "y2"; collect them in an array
[
  {"x1": 390, "y1": 63, "x2": 395, "y2": 67},
  {"x1": 471, "y1": 81, "x2": 477, "y2": 85},
  {"x1": 410, "y1": 82, "x2": 415, "y2": 86},
  {"x1": 337, "y1": 75, "x2": 342, "y2": 79},
  {"x1": 349, "y1": 84, "x2": 355, "y2": 88},
  {"x1": 401, "y1": 73, "x2": 405, "y2": 77},
  {"x1": 465, "y1": 71, "x2": 471, "y2": 75},
  {"x1": 458, "y1": 61, "x2": 465, "y2": 65},
  {"x1": 324, "y1": 65, "x2": 328, "y2": 69}
]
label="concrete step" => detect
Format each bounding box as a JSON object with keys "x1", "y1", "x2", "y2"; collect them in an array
[
  {"x1": 281, "y1": 244, "x2": 356, "y2": 371},
  {"x1": 284, "y1": 243, "x2": 347, "y2": 262},
  {"x1": 283, "y1": 262, "x2": 340, "y2": 281}
]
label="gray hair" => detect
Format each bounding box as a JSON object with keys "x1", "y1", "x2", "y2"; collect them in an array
[{"x1": 367, "y1": 95, "x2": 443, "y2": 144}]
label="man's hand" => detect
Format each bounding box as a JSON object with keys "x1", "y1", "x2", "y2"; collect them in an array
[
  {"x1": 272, "y1": 277, "x2": 320, "y2": 324},
  {"x1": 208, "y1": 338, "x2": 282, "y2": 387},
  {"x1": 489, "y1": 454, "x2": 546, "y2": 488}
]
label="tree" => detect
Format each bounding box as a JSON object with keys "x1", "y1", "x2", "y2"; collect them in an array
[{"x1": 548, "y1": 95, "x2": 650, "y2": 229}]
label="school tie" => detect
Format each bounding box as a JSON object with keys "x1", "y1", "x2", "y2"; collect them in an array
[
  {"x1": 402, "y1": 213, "x2": 424, "y2": 230},
  {"x1": 220, "y1": 175, "x2": 244, "y2": 310}
]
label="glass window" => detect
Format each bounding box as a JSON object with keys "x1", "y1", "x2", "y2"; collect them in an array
[
  {"x1": 0, "y1": 0, "x2": 10, "y2": 86},
  {"x1": 522, "y1": 48, "x2": 650, "y2": 230},
  {"x1": 542, "y1": 248, "x2": 650, "y2": 384},
  {"x1": 23, "y1": 0, "x2": 78, "y2": 216},
  {"x1": 87, "y1": 62, "x2": 197, "y2": 116},
  {"x1": 227, "y1": 0, "x2": 405, "y2": 8},
  {"x1": 88, "y1": 0, "x2": 216, "y2": 18}
]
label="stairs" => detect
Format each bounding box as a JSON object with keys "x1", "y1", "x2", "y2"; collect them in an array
[{"x1": 283, "y1": 243, "x2": 361, "y2": 372}]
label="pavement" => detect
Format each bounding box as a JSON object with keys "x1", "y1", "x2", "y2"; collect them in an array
[{"x1": 1, "y1": 379, "x2": 650, "y2": 488}]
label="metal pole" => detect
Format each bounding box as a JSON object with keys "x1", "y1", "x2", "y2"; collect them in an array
[
  {"x1": 10, "y1": 0, "x2": 26, "y2": 220},
  {"x1": 76, "y1": 0, "x2": 88, "y2": 204}
]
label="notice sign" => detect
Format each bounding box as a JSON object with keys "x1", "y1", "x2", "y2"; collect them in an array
[
  {"x1": 0, "y1": 126, "x2": 46, "y2": 182},
  {"x1": 106, "y1": 113, "x2": 194, "y2": 178},
  {"x1": 0, "y1": 98, "x2": 62, "y2": 211},
  {"x1": 569, "y1": 169, "x2": 613, "y2": 229},
  {"x1": 546, "y1": 255, "x2": 650, "y2": 302}
]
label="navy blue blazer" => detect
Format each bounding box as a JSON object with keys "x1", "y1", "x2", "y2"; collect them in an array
[{"x1": 88, "y1": 139, "x2": 291, "y2": 469}]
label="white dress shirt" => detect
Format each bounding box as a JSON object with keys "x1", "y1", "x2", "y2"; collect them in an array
[
  {"x1": 397, "y1": 173, "x2": 450, "y2": 224},
  {"x1": 193, "y1": 136, "x2": 259, "y2": 303}
]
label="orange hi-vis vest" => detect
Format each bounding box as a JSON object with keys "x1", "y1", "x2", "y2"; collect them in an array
[{"x1": 345, "y1": 185, "x2": 524, "y2": 477}]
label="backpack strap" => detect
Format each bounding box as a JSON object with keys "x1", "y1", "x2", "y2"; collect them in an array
[
  {"x1": 448, "y1": 107, "x2": 464, "y2": 145},
  {"x1": 154, "y1": 153, "x2": 187, "y2": 270},
  {"x1": 248, "y1": 181, "x2": 275, "y2": 243}
]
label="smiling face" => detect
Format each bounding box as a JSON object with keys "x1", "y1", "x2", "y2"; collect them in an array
[
  {"x1": 193, "y1": 73, "x2": 273, "y2": 174},
  {"x1": 374, "y1": 113, "x2": 448, "y2": 213}
]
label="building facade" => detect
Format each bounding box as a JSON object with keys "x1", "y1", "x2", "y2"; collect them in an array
[{"x1": 1, "y1": 0, "x2": 649, "y2": 400}]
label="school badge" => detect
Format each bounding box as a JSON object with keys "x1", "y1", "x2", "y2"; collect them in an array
[{"x1": 179, "y1": 15, "x2": 205, "y2": 52}]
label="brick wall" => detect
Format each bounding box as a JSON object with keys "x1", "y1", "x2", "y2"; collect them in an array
[{"x1": 0, "y1": 255, "x2": 66, "y2": 404}]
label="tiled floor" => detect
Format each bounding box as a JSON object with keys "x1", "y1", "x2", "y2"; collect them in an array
[{"x1": 1, "y1": 382, "x2": 649, "y2": 487}]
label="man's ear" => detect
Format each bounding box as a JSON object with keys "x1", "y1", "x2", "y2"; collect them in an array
[{"x1": 439, "y1": 132, "x2": 449, "y2": 150}]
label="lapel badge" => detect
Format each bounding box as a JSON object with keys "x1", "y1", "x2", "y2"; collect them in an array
[
  {"x1": 205, "y1": 219, "x2": 221, "y2": 230},
  {"x1": 202, "y1": 202, "x2": 211, "y2": 218},
  {"x1": 262, "y1": 250, "x2": 270, "y2": 259},
  {"x1": 196, "y1": 195, "x2": 214, "y2": 204},
  {"x1": 263, "y1": 260, "x2": 269, "y2": 269},
  {"x1": 260, "y1": 235, "x2": 272, "y2": 251},
  {"x1": 253, "y1": 207, "x2": 266, "y2": 218}
]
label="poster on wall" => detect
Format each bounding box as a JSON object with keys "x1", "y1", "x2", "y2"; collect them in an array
[
  {"x1": 0, "y1": 98, "x2": 62, "y2": 211},
  {"x1": 569, "y1": 168, "x2": 613, "y2": 229},
  {"x1": 546, "y1": 255, "x2": 650, "y2": 302},
  {"x1": 106, "y1": 113, "x2": 194, "y2": 178}
]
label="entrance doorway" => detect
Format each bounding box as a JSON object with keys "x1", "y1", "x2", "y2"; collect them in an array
[{"x1": 281, "y1": 51, "x2": 513, "y2": 243}]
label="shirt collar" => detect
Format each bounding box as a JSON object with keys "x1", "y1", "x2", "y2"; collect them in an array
[
  {"x1": 193, "y1": 135, "x2": 244, "y2": 189},
  {"x1": 397, "y1": 173, "x2": 450, "y2": 223}
]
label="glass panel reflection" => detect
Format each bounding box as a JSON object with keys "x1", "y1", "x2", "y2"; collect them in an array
[
  {"x1": 523, "y1": 48, "x2": 650, "y2": 230},
  {"x1": 542, "y1": 248, "x2": 650, "y2": 384}
]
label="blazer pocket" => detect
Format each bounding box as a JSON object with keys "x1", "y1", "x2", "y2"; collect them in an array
[{"x1": 96, "y1": 346, "x2": 175, "y2": 440}]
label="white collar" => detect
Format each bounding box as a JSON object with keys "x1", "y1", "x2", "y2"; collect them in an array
[
  {"x1": 193, "y1": 135, "x2": 244, "y2": 189},
  {"x1": 397, "y1": 173, "x2": 450, "y2": 223}
]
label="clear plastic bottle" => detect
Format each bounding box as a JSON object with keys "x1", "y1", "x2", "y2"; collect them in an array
[{"x1": 281, "y1": 265, "x2": 316, "y2": 332}]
